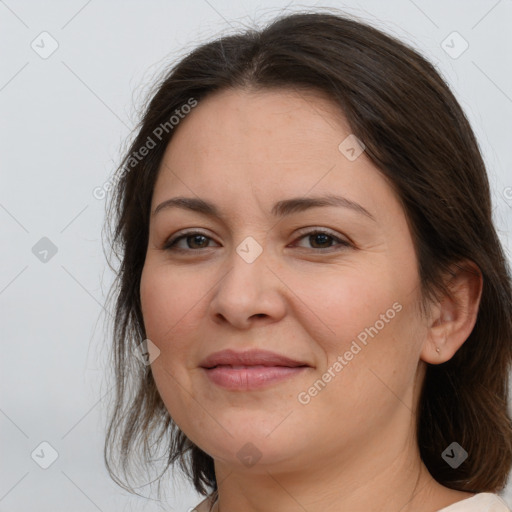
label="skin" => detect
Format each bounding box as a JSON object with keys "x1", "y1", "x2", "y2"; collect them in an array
[{"x1": 139, "y1": 88, "x2": 482, "y2": 512}]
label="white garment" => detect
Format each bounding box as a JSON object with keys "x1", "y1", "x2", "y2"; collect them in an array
[
  {"x1": 438, "y1": 493, "x2": 510, "y2": 511},
  {"x1": 192, "y1": 492, "x2": 511, "y2": 511}
]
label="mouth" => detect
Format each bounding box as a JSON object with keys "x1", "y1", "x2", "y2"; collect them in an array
[
  {"x1": 204, "y1": 363, "x2": 308, "y2": 369},
  {"x1": 200, "y1": 348, "x2": 309, "y2": 369},
  {"x1": 202, "y1": 365, "x2": 309, "y2": 390},
  {"x1": 200, "y1": 349, "x2": 311, "y2": 390}
]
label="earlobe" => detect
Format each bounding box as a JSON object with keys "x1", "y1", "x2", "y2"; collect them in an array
[{"x1": 420, "y1": 261, "x2": 483, "y2": 365}]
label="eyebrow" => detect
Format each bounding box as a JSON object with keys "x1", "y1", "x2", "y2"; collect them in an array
[{"x1": 152, "y1": 194, "x2": 375, "y2": 221}]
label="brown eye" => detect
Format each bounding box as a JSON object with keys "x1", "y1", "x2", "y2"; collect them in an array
[
  {"x1": 293, "y1": 229, "x2": 351, "y2": 251},
  {"x1": 163, "y1": 229, "x2": 351, "y2": 253},
  {"x1": 309, "y1": 232, "x2": 333, "y2": 249},
  {"x1": 164, "y1": 232, "x2": 218, "y2": 251}
]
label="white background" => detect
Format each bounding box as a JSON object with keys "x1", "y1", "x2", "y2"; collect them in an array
[{"x1": 1, "y1": 0, "x2": 511, "y2": 510}]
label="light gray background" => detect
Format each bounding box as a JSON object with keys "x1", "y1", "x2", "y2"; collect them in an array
[{"x1": 1, "y1": 0, "x2": 511, "y2": 510}]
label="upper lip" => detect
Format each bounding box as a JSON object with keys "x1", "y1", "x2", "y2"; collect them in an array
[{"x1": 200, "y1": 349, "x2": 309, "y2": 369}]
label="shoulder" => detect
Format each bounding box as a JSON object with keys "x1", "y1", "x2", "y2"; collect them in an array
[{"x1": 437, "y1": 493, "x2": 511, "y2": 512}]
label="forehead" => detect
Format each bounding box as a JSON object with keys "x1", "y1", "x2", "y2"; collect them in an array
[
  {"x1": 159, "y1": 87, "x2": 351, "y2": 169},
  {"x1": 152, "y1": 87, "x2": 398, "y2": 222}
]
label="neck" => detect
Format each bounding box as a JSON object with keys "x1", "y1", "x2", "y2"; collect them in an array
[{"x1": 210, "y1": 416, "x2": 469, "y2": 512}]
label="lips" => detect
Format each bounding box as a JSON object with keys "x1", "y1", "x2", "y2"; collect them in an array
[
  {"x1": 200, "y1": 349, "x2": 310, "y2": 391},
  {"x1": 199, "y1": 348, "x2": 308, "y2": 369}
]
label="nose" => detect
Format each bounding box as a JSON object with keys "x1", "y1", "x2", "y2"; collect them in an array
[{"x1": 208, "y1": 243, "x2": 287, "y2": 330}]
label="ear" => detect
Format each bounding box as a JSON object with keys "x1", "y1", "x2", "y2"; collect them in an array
[{"x1": 420, "y1": 260, "x2": 483, "y2": 364}]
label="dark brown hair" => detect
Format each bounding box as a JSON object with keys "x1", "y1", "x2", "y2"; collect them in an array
[{"x1": 103, "y1": 8, "x2": 512, "y2": 499}]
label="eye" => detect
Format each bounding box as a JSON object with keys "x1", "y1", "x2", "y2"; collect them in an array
[
  {"x1": 291, "y1": 229, "x2": 352, "y2": 251},
  {"x1": 163, "y1": 231, "x2": 219, "y2": 251},
  {"x1": 163, "y1": 228, "x2": 352, "y2": 253}
]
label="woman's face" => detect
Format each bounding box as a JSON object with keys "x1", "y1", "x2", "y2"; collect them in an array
[{"x1": 140, "y1": 88, "x2": 429, "y2": 473}]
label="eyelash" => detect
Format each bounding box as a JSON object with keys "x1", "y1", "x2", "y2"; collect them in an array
[{"x1": 163, "y1": 228, "x2": 352, "y2": 253}]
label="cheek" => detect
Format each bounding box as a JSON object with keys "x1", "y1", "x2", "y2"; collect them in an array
[
  {"x1": 288, "y1": 263, "x2": 403, "y2": 357},
  {"x1": 290, "y1": 260, "x2": 423, "y2": 401},
  {"x1": 140, "y1": 263, "x2": 204, "y2": 433},
  {"x1": 140, "y1": 261, "x2": 204, "y2": 345}
]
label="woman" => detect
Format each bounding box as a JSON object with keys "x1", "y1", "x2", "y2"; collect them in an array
[{"x1": 103, "y1": 10, "x2": 512, "y2": 512}]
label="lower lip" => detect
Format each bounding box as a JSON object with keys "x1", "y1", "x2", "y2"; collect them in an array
[{"x1": 202, "y1": 365, "x2": 309, "y2": 390}]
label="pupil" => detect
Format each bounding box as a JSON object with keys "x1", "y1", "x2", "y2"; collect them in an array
[
  {"x1": 311, "y1": 233, "x2": 330, "y2": 248},
  {"x1": 190, "y1": 235, "x2": 207, "y2": 248}
]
